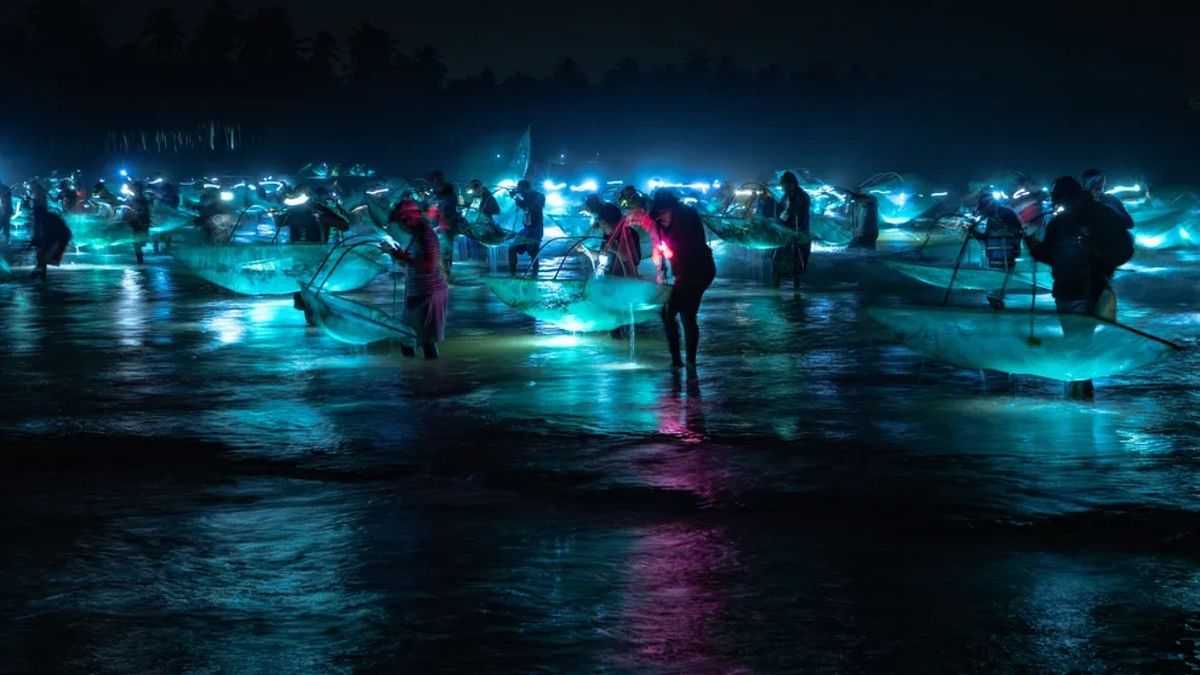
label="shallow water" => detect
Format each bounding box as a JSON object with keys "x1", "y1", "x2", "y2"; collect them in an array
[{"x1": 1, "y1": 240, "x2": 1198, "y2": 673}]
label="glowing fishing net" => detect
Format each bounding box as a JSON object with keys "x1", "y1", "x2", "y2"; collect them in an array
[
  {"x1": 173, "y1": 244, "x2": 384, "y2": 295},
  {"x1": 868, "y1": 306, "x2": 1180, "y2": 381},
  {"x1": 876, "y1": 226, "x2": 963, "y2": 247},
  {"x1": 885, "y1": 261, "x2": 1050, "y2": 293},
  {"x1": 483, "y1": 276, "x2": 672, "y2": 332},
  {"x1": 462, "y1": 219, "x2": 515, "y2": 246},
  {"x1": 810, "y1": 213, "x2": 856, "y2": 245},
  {"x1": 700, "y1": 215, "x2": 811, "y2": 250},
  {"x1": 64, "y1": 203, "x2": 198, "y2": 251},
  {"x1": 298, "y1": 284, "x2": 415, "y2": 346}
]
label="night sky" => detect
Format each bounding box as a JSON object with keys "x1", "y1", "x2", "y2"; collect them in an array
[{"x1": 105, "y1": 0, "x2": 1199, "y2": 83}]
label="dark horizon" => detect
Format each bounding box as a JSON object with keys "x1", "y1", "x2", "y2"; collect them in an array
[{"x1": 0, "y1": 0, "x2": 1197, "y2": 186}]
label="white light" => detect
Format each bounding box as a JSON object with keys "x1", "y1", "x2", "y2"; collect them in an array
[
  {"x1": 1135, "y1": 233, "x2": 1166, "y2": 248},
  {"x1": 1180, "y1": 228, "x2": 1191, "y2": 241},
  {"x1": 606, "y1": 180, "x2": 624, "y2": 185},
  {"x1": 219, "y1": 191, "x2": 234, "y2": 202},
  {"x1": 887, "y1": 192, "x2": 909, "y2": 207},
  {"x1": 284, "y1": 194, "x2": 310, "y2": 207},
  {"x1": 147, "y1": 177, "x2": 164, "y2": 185},
  {"x1": 712, "y1": 180, "x2": 722, "y2": 188},
  {"x1": 735, "y1": 189, "x2": 758, "y2": 197},
  {"x1": 1106, "y1": 184, "x2": 1142, "y2": 195},
  {"x1": 120, "y1": 183, "x2": 134, "y2": 197},
  {"x1": 545, "y1": 191, "x2": 567, "y2": 210},
  {"x1": 203, "y1": 183, "x2": 221, "y2": 190},
  {"x1": 685, "y1": 181, "x2": 710, "y2": 193},
  {"x1": 570, "y1": 179, "x2": 599, "y2": 193},
  {"x1": 992, "y1": 190, "x2": 1007, "y2": 200},
  {"x1": 366, "y1": 187, "x2": 389, "y2": 196},
  {"x1": 542, "y1": 334, "x2": 581, "y2": 347},
  {"x1": 498, "y1": 179, "x2": 518, "y2": 189},
  {"x1": 543, "y1": 180, "x2": 566, "y2": 191},
  {"x1": 118, "y1": 169, "x2": 128, "y2": 178},
  {"x1": 1012, "y1": 188, "x2": 1029, "y2": 199},
  {"x1": 495, "y1": 153, "x2": 501, "y2": 159},
  {"x1": 931, "y1": 191, "x2": 949, "y2": 197}
]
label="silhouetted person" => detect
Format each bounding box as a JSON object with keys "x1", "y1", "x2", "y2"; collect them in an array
[
  {"x1": 281, "y1": 187, "x2": 323, "y2": 244},
  {"x1": 312, "y1": 186, "x2": 351, "y2": 243},
  {"x1": 846, "y1": 188, "x2": 880, "y2": 250},
  {"x1": 0, "y1": 181, "x2": 12, "y2": 245},
  {"x1": 380, "y1": 199, "x2": 448, "y2": 359},
  {"x1": 508, "y1": 179, "x2": 544, "y2": 277},
  {"x1": 433, "y1": 182, "x2": 461, "y2": 281},
  {"x1": 158, "y1": 182, "x2": 181, "y2": 209},
  {"x1": 29, "y1": 183, "x2": 71, "y2": 280},
  {"x1": 92, "y1": 182, "x2": 119, "y2": 208},
  {"x1": 597, "y1": 202, "x2": 642, "y2": 339},
  {"x1": 129, "y1": 181, "x2": 151, "y2": 264},
  {"x1": 618, "y1": 185, "x2": 645, "y2": 213},
  {"x1": 1024, "y1": 176, "x2": 1133, "y2": 400},
  {"x1": 972, "y1": 193, "x2": 1025, "y2": 308},
  {"x1": 772, "y1": 171, "x2": 812, "y2": 288},
  {"x1": 757, "y1": 186, "x2": 778, "y2": 218},
  {"x1": 469, "y1": 179, "x2": 500, "y2": 224},
  {"x1": 1081, "y1": 169, "x2": 1134, "y2": 230},
  {"x1": 650, "y1": 190, "x2": 716, "y2": 369},
  {"x1": 598, "y1": 203, "x2": 641, "y2": 279},
  {"x1": 58, "y1": 179, "x2": 79, "y2": 213}
]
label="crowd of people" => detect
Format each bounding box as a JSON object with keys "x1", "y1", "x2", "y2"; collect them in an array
[{"x1": 0, "y1": 165, "x2": 1139, "y2": 395}]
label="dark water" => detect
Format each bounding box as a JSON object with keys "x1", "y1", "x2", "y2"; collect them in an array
[{"x1": 2, "y1": 242, "x2": 1199, "y2": 673}]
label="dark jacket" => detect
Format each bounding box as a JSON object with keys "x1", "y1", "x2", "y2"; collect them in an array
[
  {"x1": 1026, "y1": 197, "x2": 1127, "y2": 303},
  {"x1": 975, "y1": 204, "x2": 1024, "y2": 267},
  {"x1": 662, "y1": 204, "x2": 715, "y2": 287},
  {"x1": 130, "y1": 196, "x2": 152, "y2": 232},
  {"x1": 479, "y1": 191, "x2": 501, "y2": 217},
  {"x1": 514, "y1": 190, "x2": 545, "y2": 239},
  {"x1": 779, "y1": 188, "x2": 811, "y2": 233},
  {"x1": 1096, "y1": 193, "x2": 1134, "y2": 230}
]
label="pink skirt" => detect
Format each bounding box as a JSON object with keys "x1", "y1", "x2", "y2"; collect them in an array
[{"x1": 404, "y1": 287, "x2": 448, "y2": 344}]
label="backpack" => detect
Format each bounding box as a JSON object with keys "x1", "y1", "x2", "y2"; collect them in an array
[{"x1": 1087, "y1": 202, "x2": 1134, "y2": 274}]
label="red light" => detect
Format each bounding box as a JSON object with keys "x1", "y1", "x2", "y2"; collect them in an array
[{"x1": 657, "y1": 241, "x2": 673, "y2": 260}]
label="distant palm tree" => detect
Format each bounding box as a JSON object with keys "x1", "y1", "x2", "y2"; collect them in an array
[
  {"x1": 189, "y1": 0, "x2": 242, "y2": 64},
  {"x1": 299, "y1": 30, "x2": 340, "y2": 83},
  {"x1": 141, "y1": 7, "x2": 185, "y2": 59},
  {"x1": 346, "y1": 23, "x2": 395, "y2": 81},
  {"x1": 549, "y1": 57, "x2": 588, "y2": 92},
  {"x1": 410, "y1": 44, "x2": 446, "y2": 91},
  {"x1": 237, "y1": 6, "x2": 299, "y2": 70}
]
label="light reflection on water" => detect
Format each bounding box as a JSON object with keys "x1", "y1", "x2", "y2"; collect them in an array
[{"x1": 1, "y1": 246, "x2": 1198, "y2": 671}]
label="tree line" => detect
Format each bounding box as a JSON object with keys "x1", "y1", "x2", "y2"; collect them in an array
[{"x1": 0, "y1": 0, "x2": 1194, "y2": 184}]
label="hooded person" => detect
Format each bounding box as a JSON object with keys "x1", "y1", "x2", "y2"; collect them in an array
[
  {"x1": 1081, "y1": 169, "x2": 1134, "y2": 230},
  {"x1": 1024, "y1": 176, "x2": 1133, "y2": 400},
  {"x1": 846, "y1": 187, "x2": 880, "y2": 250},
  {"x1": 650, "y1": 190, "x2": 716, "y2": 369},
  {"x1": 771, "y1": 170, "x2": 812, "y2": 288},
  {"x1": 380, "y1": 199, "x2": 448, "y2": 359}
]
